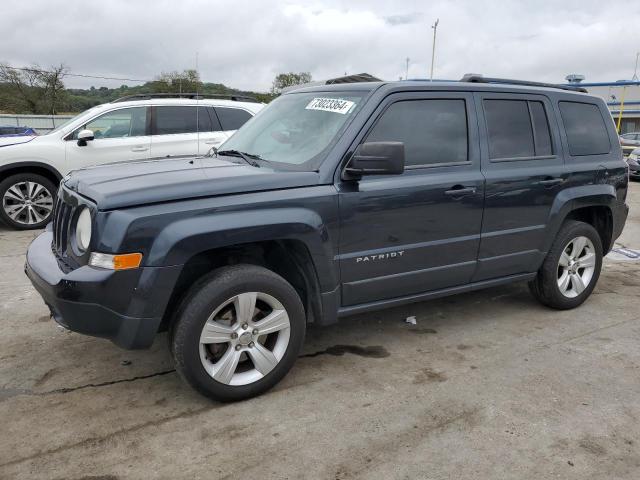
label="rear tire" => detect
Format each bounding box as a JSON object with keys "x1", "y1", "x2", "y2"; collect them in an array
[
  {"x1": 0, "y1": 173, "x2": 56, "y2": 230},
  {"x1": 528, "y1": 220, "x2": 603, "y2": 309},
  {"x1": 171, "y1": 264, "x2": 306, "y2": 402}
]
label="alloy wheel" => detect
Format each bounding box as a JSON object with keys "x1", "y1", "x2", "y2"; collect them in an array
[
  {"x1": 557, "y1": 235, "x2": 596, "y2": 298},
  {"x1": 199, "y1": 292, "x2": 291, "y2": 386},
  {"x1": 2, "y1": 181, "x2": 54, "y2": 226}
]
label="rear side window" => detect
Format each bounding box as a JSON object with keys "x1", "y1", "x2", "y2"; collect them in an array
[
  {"x1": 196, "y1": 107, "x2": 213, "y2": 132},
  {"x1": 365, "y1": 99, "x2": 468, "y2": 167},
  {"x1": 559, "y1": 101, "x2": 611, "y2": 156},
  {"x1": 529, "y1": 101, "x2": 552, "y2": 156},
  {"x1": 154, "y1": 106, "x2": 198, "y2": 135},
  {"x1": 215, "y1": 107, "x2": 252, "y2": 131},
  {"x1": 483, "y1": 99, "x2": 554, "y2": 160}
]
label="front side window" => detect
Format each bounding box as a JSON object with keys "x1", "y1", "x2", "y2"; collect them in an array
[
  {"x1": 73, "y1": 107, "x2": 147, "y2": 139},
  {"x1": 559, "y1": 101, "x2": 611, "y2": 156},
  {"x1": 215, "y1": 107, "x2": 252, "y2": 131},
  {"x1": 365, "y1": 99, "x2": 468, "y2": 167},
  {"x1": 220, "y1": 92, "x2": 365, "y2": 170}
]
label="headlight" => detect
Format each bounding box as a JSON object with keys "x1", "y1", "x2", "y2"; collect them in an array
[
  {"x1": 75, "y1": 207, "x2": 92, "y2": 252},
  {"x1": 629, "y1": 153, "x2": 639, "y2": 164}
]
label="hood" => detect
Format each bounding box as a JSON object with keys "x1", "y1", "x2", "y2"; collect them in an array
[
  {"x1": 0, "y1": 136, "x2": 36, "y2": 148},
  {"x1": 65, "y1": 155, "x2": 321, "y2": 210}
]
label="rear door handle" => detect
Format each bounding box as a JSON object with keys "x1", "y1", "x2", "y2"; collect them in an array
[
  {"x1": 537, "y1": 177, "x2": 564, "y2": 186},
  {"x1": 131, "y1": 146, "x2": 149, "y2": 152},
  {"x1": 205, "y1": 140, "x2": 222, "y2": 145},
  {"x1": 444, "y1": 186, "x2": 476, "y2": 196}
]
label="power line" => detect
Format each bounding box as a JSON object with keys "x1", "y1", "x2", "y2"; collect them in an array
[{"x1": 3, "y1": 65, "x2": 151, "y2": 83}]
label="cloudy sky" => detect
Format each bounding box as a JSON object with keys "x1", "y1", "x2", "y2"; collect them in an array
[{"x1": 3, "y1": 0, "x2": 640, "y2": 91}]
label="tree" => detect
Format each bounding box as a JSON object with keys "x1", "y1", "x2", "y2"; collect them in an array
[
  {"x1": 0, "y1": 63, "x2": 68, "y2": 114},
  {"x1": 271, "y1": 72, "x2": 312, "y2": 94},
  {"x1": 151, "y1": 69, "x2": 202, "y2": 93}
]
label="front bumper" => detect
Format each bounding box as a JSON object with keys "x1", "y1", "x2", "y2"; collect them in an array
[{"x1": 25, "y1": 230, "x2": 182, "y2": 349}]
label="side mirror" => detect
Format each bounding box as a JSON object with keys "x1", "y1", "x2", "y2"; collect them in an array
[
  {"x1": 343, "y1": 141, "x2": 405, "y2": 179},
  {"x1": 77, "y1": 129, "x2": 95, "y2": 147}
]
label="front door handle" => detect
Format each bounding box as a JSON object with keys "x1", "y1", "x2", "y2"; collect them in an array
[
  {"x1": 537, "y1": 177, "x2": 564, "y2": 186},
  {"x1": 205, "y1": 140, "x2": 222, "y2": 145},
  {"x1": 444, "y1": 185, "x2": 476, "y2": 196},
  {"x1": 131, "y1": 146, "x2": 149, "y2": 152}
]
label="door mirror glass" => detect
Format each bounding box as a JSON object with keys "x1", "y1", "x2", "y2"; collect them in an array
[
  {"x1": 77, "y1": 129, "x2": 94, "y2": 146},
  {"x1": 344, "y1": 141, "x2": 405, "y2": 178}
]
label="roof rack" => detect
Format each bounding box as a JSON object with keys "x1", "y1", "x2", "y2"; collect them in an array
[
  {"x1": 460, "y1": 74, "x2": 588, "y2": 93},
  {"x1": 112, "y1": 92, "x2": 260, "y2": 103},
  {"x1": 281, "y1": 73, "x2": 382, "y2": 93}
]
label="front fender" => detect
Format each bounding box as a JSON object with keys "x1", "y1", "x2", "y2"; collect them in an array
[{"x1": 145, "y1": 206, "x2": 339, "y2": 292}]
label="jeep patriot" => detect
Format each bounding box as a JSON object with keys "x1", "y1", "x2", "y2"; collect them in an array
[{"x1": 25, "y1": 75, "x2": 630, "y2": 401}]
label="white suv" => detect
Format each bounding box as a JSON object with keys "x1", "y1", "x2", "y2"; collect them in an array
[{"x1": 0, "y1": 94, "x2": 263, "y2": 229}]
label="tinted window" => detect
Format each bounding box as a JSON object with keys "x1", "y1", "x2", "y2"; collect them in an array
[
  {"x1": 215, "y1": 107, "x2": 252, "y2": 131},
  {"x1": 559, "y1": 101, "x2": 610, "y2": 156},
  {"x1": 78, "y1": 107, "x2": 147, "y2": 139},
  {"x1": 530, "y1": 101, "x2": 553, "y2": 156},
  {"x1": 366, "y1": 99, "x2": 468, "y2": 166},
  {"x1": 484, "y1": 100, "x2": 534, "y2": 159},
  {"x1": 197, "y1": 107, "x2": 213, "y2": 132},
  {"x1": 154, "y1": 106, "x2": 199, "y2": 135}
]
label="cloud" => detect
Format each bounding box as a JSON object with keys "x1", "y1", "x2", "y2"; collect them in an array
[
  {"x1": 383, "y1": 13, "x2": 423, "y2": 26},
  {"x1": 1, "y1": 0, "x2": 639, "y2": 92}
]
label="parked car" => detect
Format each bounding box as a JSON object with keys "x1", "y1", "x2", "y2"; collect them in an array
[
  {"x1": 627, "y1": 147, "x2": 640, "y2": 180},
  {"x1": 26, "y1": 75, "x2": 629, "y2": 401},
  {"x1": 0, "y1": 94, "x2": 263, "y2": 229},
  {"x1": 620, "y1": 131, "x2": 640, "y2": 156},
  {"x1": 0, "y1": 126, "x2": 38, "y2": 138}
]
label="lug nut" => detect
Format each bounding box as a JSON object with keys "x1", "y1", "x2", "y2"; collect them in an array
[
  {"x1": 231, "y1": 332, "x2": 238, "y2": 339},
  {"x1": 252, "y1": 329, "x2": 259, "y2": 335},
  {"x1": 235, "y1": 345, "x2": 242, "y2": 351},
  {"x1": 242, "y1": 323, "x2": 248, "y2": 330},
  {"x1": 248, "y1": 342, "x2": 255, "y2": 348}
]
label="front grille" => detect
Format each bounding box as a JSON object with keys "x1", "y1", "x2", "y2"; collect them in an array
[
  {"x1": 50, "y1": 186, "x2": 95, "y2": 271},
  {"x1": 52, "y1": 192, "x2": 76, "y2": 258}
]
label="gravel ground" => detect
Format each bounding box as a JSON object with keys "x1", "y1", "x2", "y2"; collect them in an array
[{"x1": 0, "y1": 182, "x2": 638, "y2": 479}]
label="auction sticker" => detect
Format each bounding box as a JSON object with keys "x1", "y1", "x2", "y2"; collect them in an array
[{"x1": 306, "y1": 97, "x2": 355, "y2": 114}]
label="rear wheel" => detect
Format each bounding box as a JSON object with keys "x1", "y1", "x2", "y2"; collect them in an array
[
  {"x1": 0, "y1": 173, "x2": 56, "y2": 230},
  {"x1": 171, "y1": 264, "x2": 306, "y2": 402},
  {"x1": 529, "y1": 220, "x2": 603, "y2": 309}
]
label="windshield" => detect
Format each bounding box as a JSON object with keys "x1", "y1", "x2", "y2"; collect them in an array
[
  {"x1": 46, "y1": 105, "x2": 103, "y2": 136},
  {"x1": 220, "y1": 91, "x2": 365, "y2": 170}
]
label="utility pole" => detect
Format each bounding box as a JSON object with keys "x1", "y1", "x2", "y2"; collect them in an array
[
  {"x1": 405, "y1": 57, "x2": 410, "y2": 80},
  {"x1": 633, "y1": 52, "x2": 639, "y2": 81},
  {"x1": 430, "y1": 19, "x2": 440, "y2": 81}
]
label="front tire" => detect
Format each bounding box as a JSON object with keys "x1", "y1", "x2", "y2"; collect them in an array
[
  {"x1": 528, "y1": 220, "x2": 603, "y2": 309},
  {"x1": 171, "y1": 264, "x2": 306, "y2": 402},
  {"x1": 0, "y1": 173, "x2": 56, "y2": 230}
]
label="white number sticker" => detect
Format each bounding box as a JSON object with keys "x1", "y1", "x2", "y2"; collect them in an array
[{"x1": 305, "y1": 97, "x2": 355, "y2": 115}]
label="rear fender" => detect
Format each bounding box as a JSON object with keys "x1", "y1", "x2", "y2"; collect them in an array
[{"x1": 542, "y1": 184, "x2": 616, "y2": 253}]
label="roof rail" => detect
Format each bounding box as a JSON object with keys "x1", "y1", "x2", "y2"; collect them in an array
[
  {"x1": 281, "y1": 73, "x2": 382, "y2": 93},
  {"x1": 112, "y1": 92, "x2": 260, "y2": 103},
  {"x1": 460, "y1": 74, "x2": 588, "y2": 93}
]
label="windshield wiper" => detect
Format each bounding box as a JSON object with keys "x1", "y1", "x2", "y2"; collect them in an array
[{"x1": 216, "y1": 149, "x2": 261, "y2": 167}]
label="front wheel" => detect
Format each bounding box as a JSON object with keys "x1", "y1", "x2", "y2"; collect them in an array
[
  {"x1": 171, "y1": 264, "x2": 306, "y2": 402},
  {"x1": 528, "y1": 220, "x2": 603, "y2": 309},
  {"x1": 0, "y1": 173, "x2": 56, "y2": 230}
]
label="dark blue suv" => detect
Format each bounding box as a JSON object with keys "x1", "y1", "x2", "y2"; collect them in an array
[{"x1": 25, "y1": 75, "x2": 629, "y2": 401}]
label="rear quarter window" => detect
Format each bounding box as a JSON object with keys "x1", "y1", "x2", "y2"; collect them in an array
[
  {"x1": 215, "y1": 107, "x2": 252, "y2": 131},
  {"x1": 559, "y1": 101, "x2": 611, "y2": 156}
]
